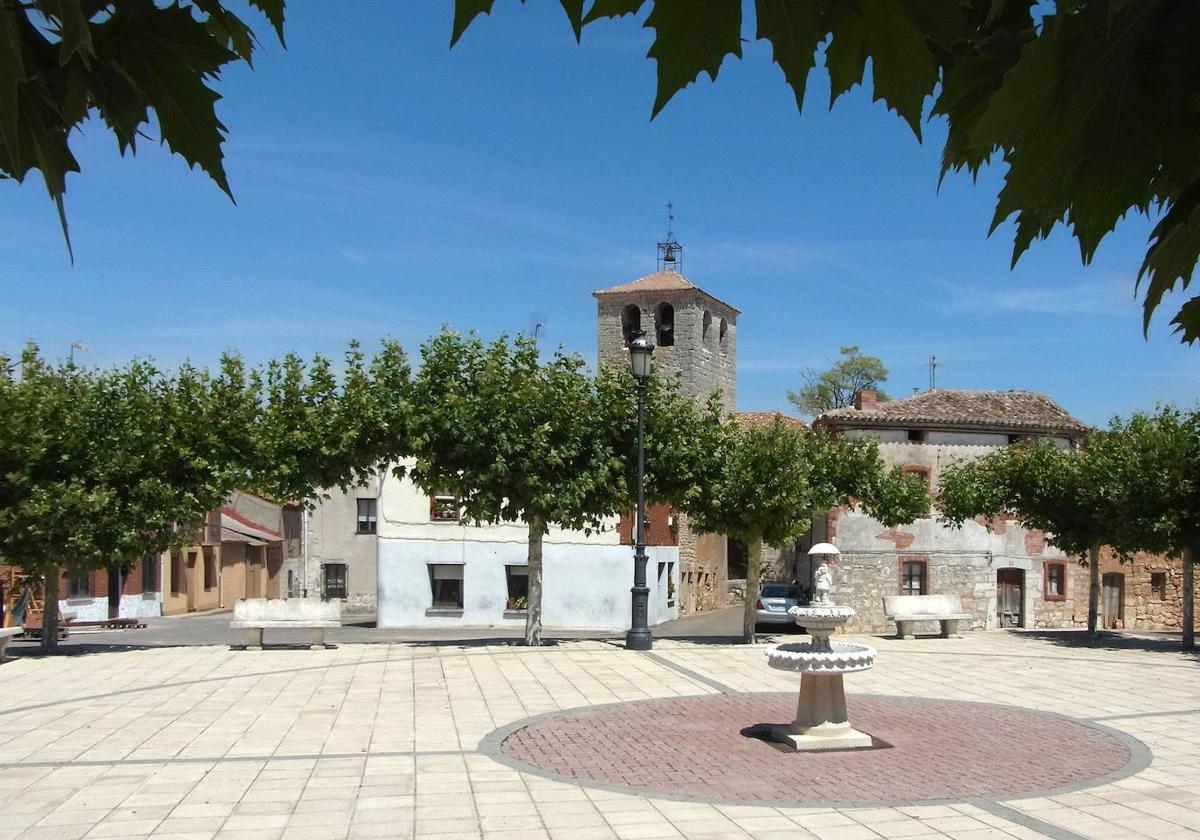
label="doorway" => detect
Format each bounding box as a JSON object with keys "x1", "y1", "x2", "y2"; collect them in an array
[
  {"x1": 996, "y1": 568, "x2": 1025, "y2": 628},
  {"x1": 1102, "y1": 573, "x2": 1125, "y2": 629}
]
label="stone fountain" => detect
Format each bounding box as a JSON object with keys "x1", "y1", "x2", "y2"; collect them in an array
[{"x1": 765, "y1": 543, "x2": 876, "y2": 750}]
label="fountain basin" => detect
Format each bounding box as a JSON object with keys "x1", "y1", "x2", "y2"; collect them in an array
[{"x1": 765, "y1": 641, "x2": 876, "y2": 674}]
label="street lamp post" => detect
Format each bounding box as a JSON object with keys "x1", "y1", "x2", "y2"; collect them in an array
[{"x1": 626, "y1": 331, "x2": 654, "y2": 651}]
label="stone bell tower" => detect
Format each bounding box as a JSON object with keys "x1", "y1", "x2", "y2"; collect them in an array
[
  {"x1": 592, "y1": 236, "x2": 740, "y2": 615},
  {"x1": 593, "y1": 243, "x2": 738, "y2": 409}
]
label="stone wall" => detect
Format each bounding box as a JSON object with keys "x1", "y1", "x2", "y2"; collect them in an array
[
  {"x1": 596, "y1": 292, "x2": 737, "y2": 410},
  {"x1": 673, "y1": 513, "x2": 727, "y2": 615},
  {"x1": 1032, "y1": 550, "x2": 1199, "y2": 632}
]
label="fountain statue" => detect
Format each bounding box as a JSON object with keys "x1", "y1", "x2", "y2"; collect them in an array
[{"x1": 764, "y1": 543, "x2": 876, "y2": 750}]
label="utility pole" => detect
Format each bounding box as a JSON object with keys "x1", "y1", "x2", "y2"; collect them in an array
[{"x1": 928, "y1": 355, "x2": 938, "y2": 390}]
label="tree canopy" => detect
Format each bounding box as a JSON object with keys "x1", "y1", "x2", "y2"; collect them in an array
[
  {"x1": 681, "y1": 416, "x2": 928, "y2": 642},
  {"x1": 787, "y1": 345, "x2": 889, "y2": 417},
  {"x1": 937, "y1": 434, "x2": 1133, "y2": 638},
  {"x1": 407, "y1": 332, "x2": 631, "y2": 646},
  {"x1": 454, "y1": 0, "x2": 1200, "y2": 344},
  {"x1": 0, "y1": 339, "x2": 411, "y2": 652},
  {"x1": 1099, "y1": 407, "x2": 1199, "y2": 649}
]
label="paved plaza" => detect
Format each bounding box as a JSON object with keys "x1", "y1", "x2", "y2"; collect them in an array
[{"x1": 1, "y1": 629, "x2": 1198, "y2": 840}]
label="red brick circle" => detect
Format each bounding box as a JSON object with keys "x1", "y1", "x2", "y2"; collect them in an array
[{"x1": 501, "y1": 693, "x2": 1131, "y2": 803}]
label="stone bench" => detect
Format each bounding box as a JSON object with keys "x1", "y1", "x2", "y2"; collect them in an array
[
  {"x1": 882, "y1": 595, "x2": 972, "y2": 640},
  {"x1": 0, "y1": 626, "x2": 22, "y2": 661},
  {"x1": 230, "y1": 598, "x2": 340, "y2": 650}
]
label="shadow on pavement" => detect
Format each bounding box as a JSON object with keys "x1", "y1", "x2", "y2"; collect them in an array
[{"x1": 1012, "y1": 628, "x2": 1199, "y2": 656}]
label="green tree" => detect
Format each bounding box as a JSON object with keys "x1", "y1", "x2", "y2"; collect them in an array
[
  {"x1": 0, "y1": 340, "x2": 412, "y2": 653},
  {"x1": 0, "y1": 346, "x2": 257, "y2": 652},
  {"x1": 1, "y1": 0, "x2": 285, "y2": 252},
  {"x1": 787, "y1": 346, "x2": 889, "y2": 418},
  {"x1": 407, "y1": 332, "x2": 636, "y2": 646},
  {"x1": 248, "y1": 340, "x2": 414, "y2": 504},
  {"x1": 1102, "y1": 407, "x2": 1200, "y2": 650},
  {"x1": 680, "y1": 416, "x2": 928, "y2": 643},
  {"x1": 937, "y1": 435, "x2": 1131, "y2": 639},
  {"x1": 454, "y1": 1, "x2": 1200, "y2": 344}
]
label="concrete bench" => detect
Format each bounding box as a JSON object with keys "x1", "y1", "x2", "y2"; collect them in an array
[
  {"x1": 0, "y1": 626, "x2": 22, "y2": 661},
  {"x1": 230, "y1": 598, "x2": 340, "y2": 650},
  {"x1": 883, "y1": 595, "x2": 972, "y2": 640}
]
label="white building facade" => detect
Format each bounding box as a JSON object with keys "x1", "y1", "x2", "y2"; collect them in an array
[{"x1": 374, "y1": 462, "x2": 679, "y2": 630}]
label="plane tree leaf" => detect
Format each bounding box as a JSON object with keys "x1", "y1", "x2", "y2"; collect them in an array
[
  {"x1": 0, "y1": 0, "x2": 286, "y2": 256},
  {"x1": 452, "y1": 0, "x2": 1200, "y2": 343},
  {"x1": 645, "y1": 0, "x2": 742, "y2": 117}
]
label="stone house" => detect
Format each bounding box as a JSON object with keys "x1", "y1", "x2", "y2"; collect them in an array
[
  {"x1": 285, "y1": 475, "x2": 381, "y2": 616},
  {"x1": 807, "y1": 388, "x2": 1197, "y2": 634}
]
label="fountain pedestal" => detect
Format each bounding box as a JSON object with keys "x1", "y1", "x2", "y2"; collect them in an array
[{"x1": 765, "y1": 604, "x2": 876, "y2": 751}]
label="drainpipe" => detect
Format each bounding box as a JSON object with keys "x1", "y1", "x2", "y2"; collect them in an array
[{"x1": 301, "y1": 506, "x2": 310, "y2": 599}]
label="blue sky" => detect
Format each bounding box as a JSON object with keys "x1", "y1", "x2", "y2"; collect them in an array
[{"x1": 1, "y1": 2, "x2": 1195, "y2": 425}]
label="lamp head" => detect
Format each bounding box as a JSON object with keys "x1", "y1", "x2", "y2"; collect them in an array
[{"x1": 629, "y1": 331, "x2": 654, "y2": 379}]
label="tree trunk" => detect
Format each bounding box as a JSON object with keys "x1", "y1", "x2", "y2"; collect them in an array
[
  {"x1": 742, "y1": 540, "x2": 762, "y2": 644},
  {"x1": 41, "y1": 565, "x2": 60, "y2": 655},
  {"x1": 1183, "y1": 546, "x2": 1195, "y2": 652},
  {"x1": 1086, "y1": 541, "x2": 1101, "y2": 639},
  {"x1": 525, "y1": 519, "x2": 544, "y2": 647}
]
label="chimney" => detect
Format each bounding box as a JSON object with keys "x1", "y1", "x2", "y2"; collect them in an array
[{"x1": 854, "y1": 389, "x2": 877, "y2": 411}]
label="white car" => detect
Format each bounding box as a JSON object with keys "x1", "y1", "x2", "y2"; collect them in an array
[{"x1": 754, "y1": 584, "x2": 805, "y2": 630}]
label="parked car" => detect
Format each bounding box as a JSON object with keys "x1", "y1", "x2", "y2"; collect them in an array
[{"x1": 754, "y1": 583, "x2": 805, "y2": 631}]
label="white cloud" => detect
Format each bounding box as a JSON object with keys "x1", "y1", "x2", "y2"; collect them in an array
[{"x1": 939, "y1": 276, "x2": 1134, "y2": 316}]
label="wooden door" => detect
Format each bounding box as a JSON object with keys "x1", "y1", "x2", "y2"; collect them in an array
[
  {"x1": 997, "y1": 569, "x2": 1025, "y2": 628},
  {"x1": 1102, "y1": 573, "x2": 1125, "y2": 629}
]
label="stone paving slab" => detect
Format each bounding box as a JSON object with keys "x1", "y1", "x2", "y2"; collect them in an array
[{"x1": 0, "y1": 632, "x2": 1197, "y2": 840}]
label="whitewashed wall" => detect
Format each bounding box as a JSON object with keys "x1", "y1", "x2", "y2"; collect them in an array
[
  {"x1": 120, "y1": 592, "x2": 162, "y2": 619},
  {"x1": 58, "y1": 597, "x2": 106, "y2": 622},
  {"x1": 377, "y1": 540, "x2": 678, "y2": 630}
]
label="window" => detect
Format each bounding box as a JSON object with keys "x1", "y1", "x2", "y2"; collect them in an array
[
  {"x1": 67, "y1": 574, "x2": 90, "y2": 599},
  {"x1": 667, "y1": 561, "x2": 676, "y2": 604},
  {"x1": 1151, "y1": 571, "x2": 1167, "y2": 600},
  {"x1": 1007, "y1": 434, "x2": 1029, "y2": 445},
  {"x1": 719, "y1": 317, "x2": 728, "y2": 347},
  {"x1": 142, "y1": 554, "x2": 157, "y2": 592},
  {"x1": 430, "y1": 491, "x2": 459, "y2": 522},
  {"x1": 505, "y1": 565, "x2": 529, "y2": 610},
  {"x1": 323, "y1": 563, "x2": 347, "y2": 600},
  {"x1": 429, "y1": 564, "x2": 463, "y2": 609},
  {"x1": 702, "y1": 310, "x2": 712, "y2": 339},
  {"x1": 907, "y1": 429, "x2": 927, "y2": 443},
  {"x1": 655, "y1": 302, "x2": 675, "y2": 347},
  {"x1": 356, "y1": 498, "x2": 377, "y2": 534},
  {"x1": 1045, "y1": 561, "x2": 1067, "y2": 601},
  {"x1": 203, "y1": 548, "x2": 217, "y2": 591},
  {"x1": 900, "y1": 559, "x2": 927, "y2": 596},
  {"x1": 621, "y1": 304, "x2": 641, "y2": 346}
]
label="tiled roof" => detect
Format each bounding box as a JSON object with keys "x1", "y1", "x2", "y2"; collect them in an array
[
  {"x1": 220, "y1": 507, "x2": 282, "y2": 542},
  {"x1": 734, "y1": 411, "x2": 807, "y2": 430},
  {"x1": 593, "y1": 269, "x2": 741, "y2": 314},
  {"x1": 814, "y1": 389, "x2": 1088, "y2": 436}
]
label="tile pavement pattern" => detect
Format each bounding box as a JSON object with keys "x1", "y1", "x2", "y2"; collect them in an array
[
  {"x1": 501, "y1": 693, "x2": 1132, "y2": 803},
  {"x1": 0, "y1": 631, "x2": 1198, "y2": 839}
]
